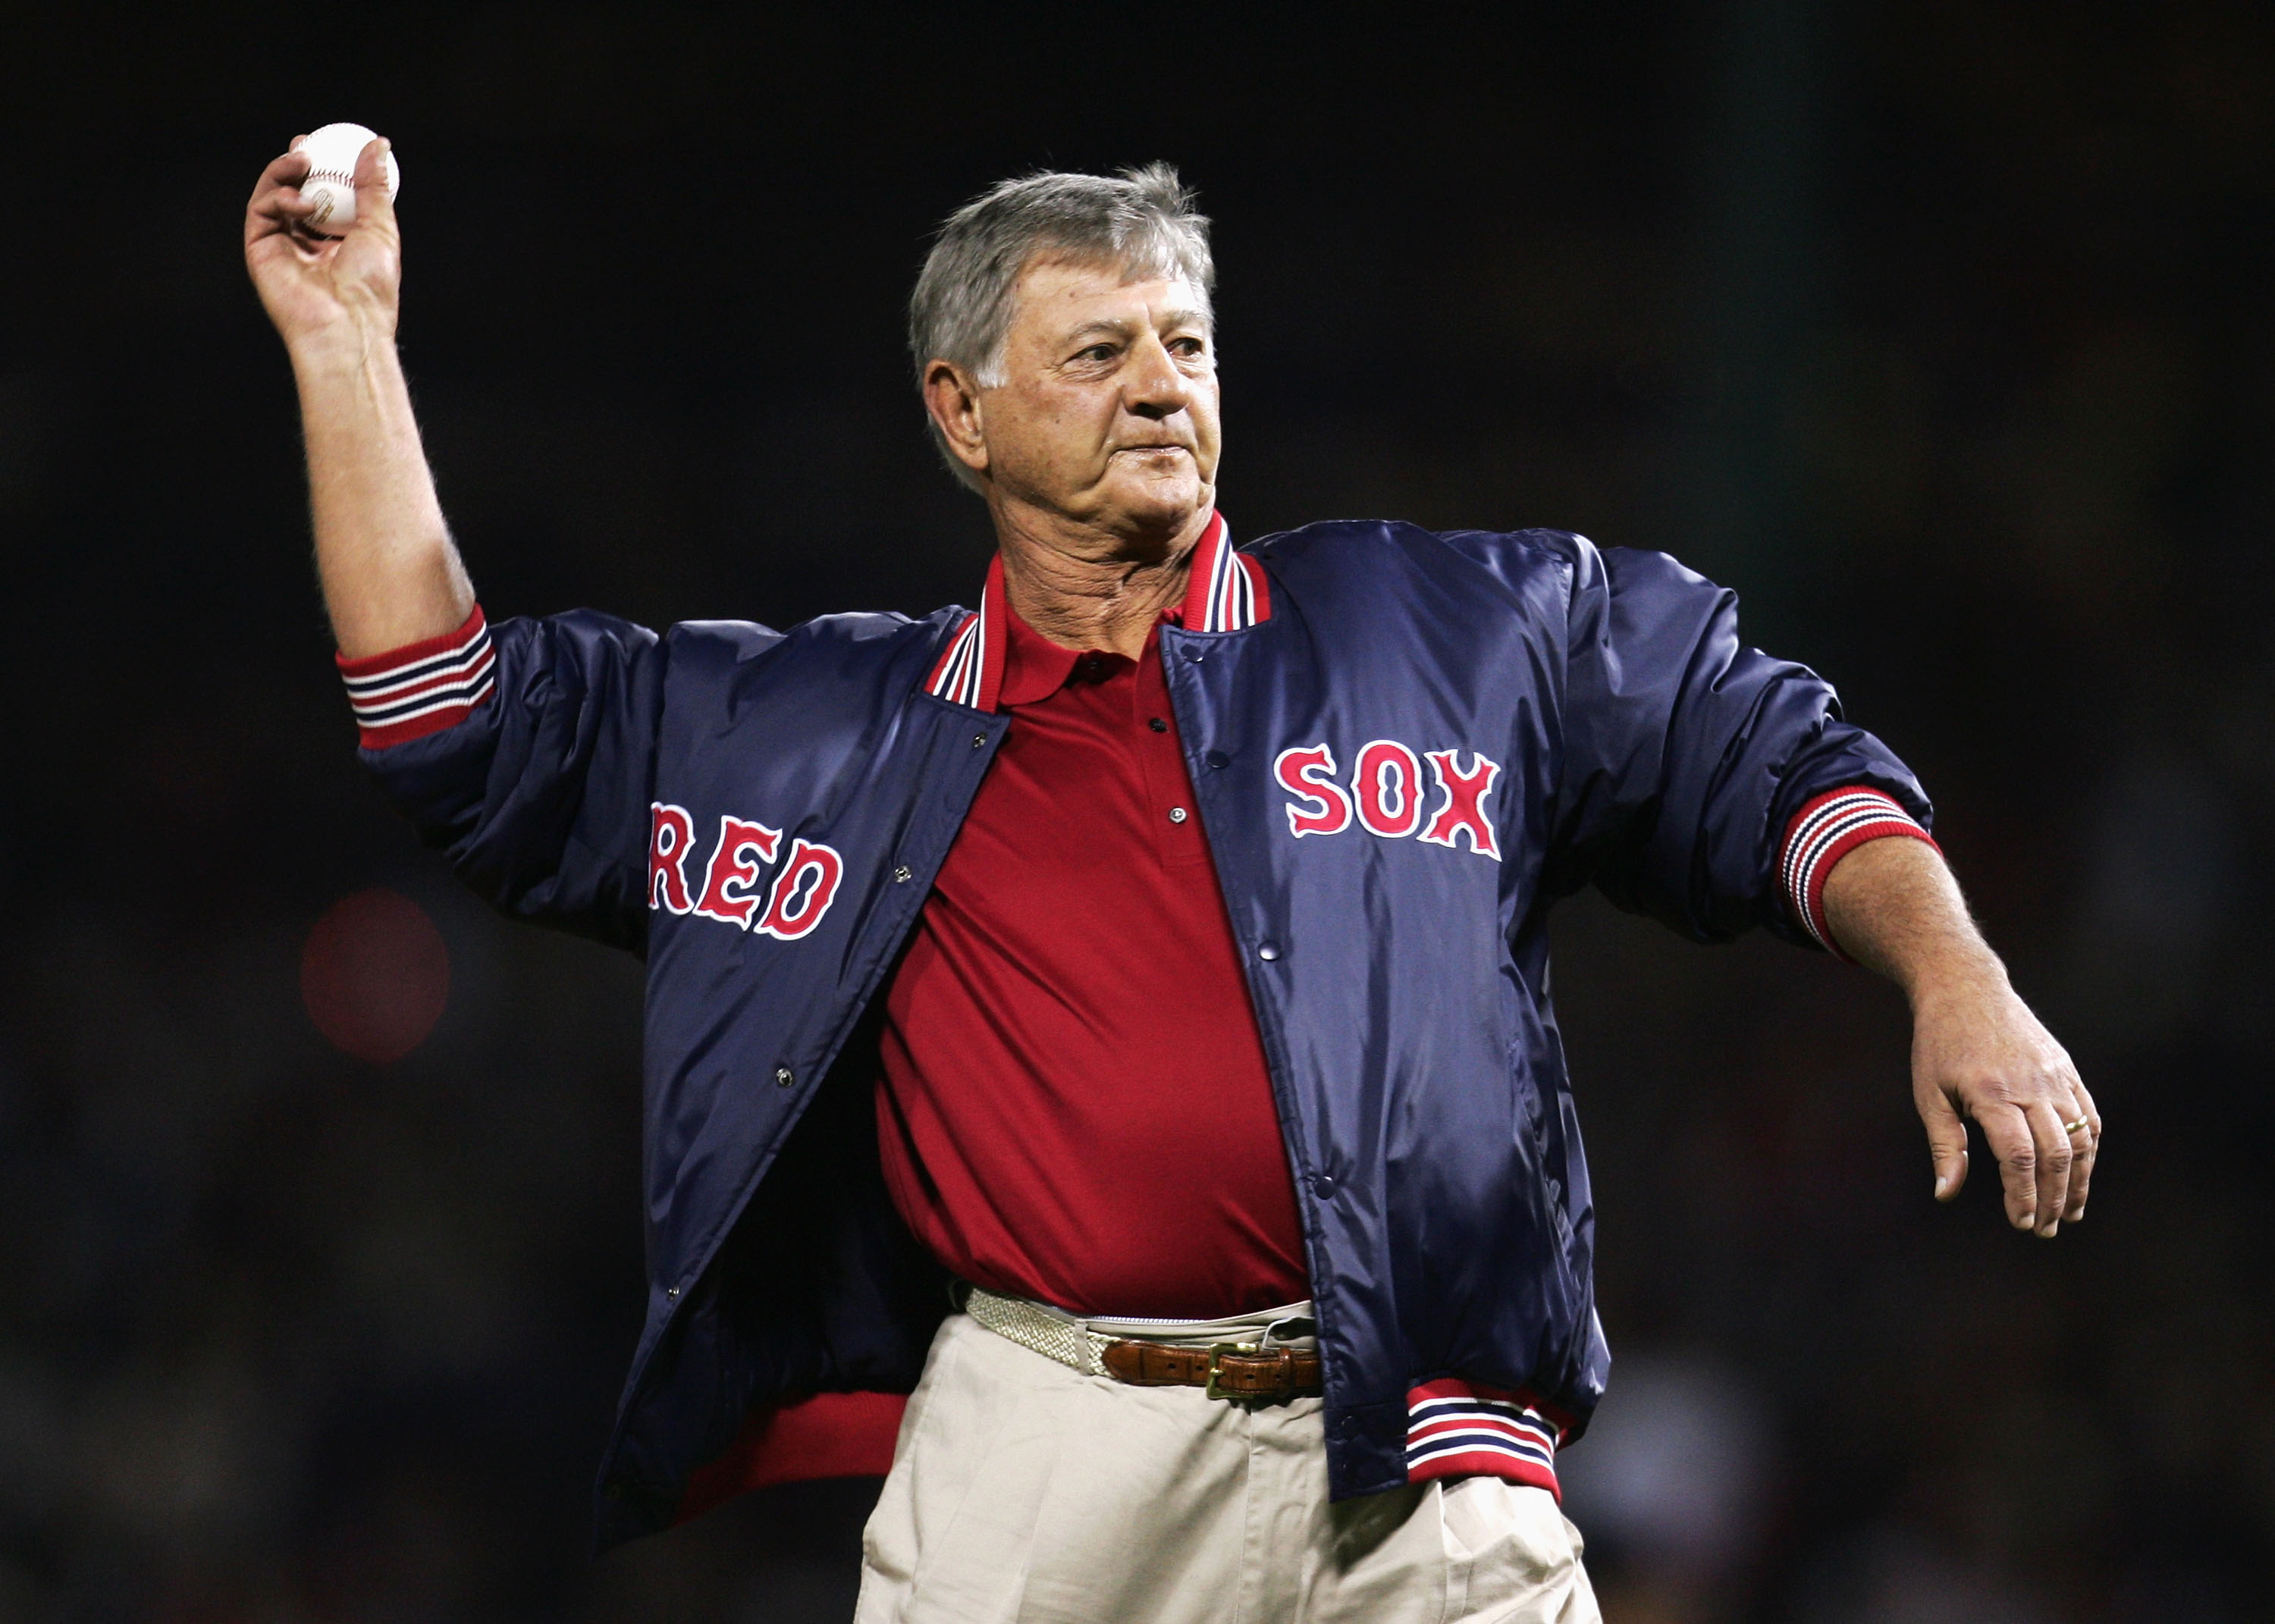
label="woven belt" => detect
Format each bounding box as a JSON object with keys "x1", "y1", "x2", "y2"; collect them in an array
[{"x1": 963, "y1": 1284, "x2": 1325, "y2": 1402}]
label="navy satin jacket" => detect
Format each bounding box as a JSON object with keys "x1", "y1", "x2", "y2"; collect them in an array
[{"x1": 352, "y1": 516, "x2": 1931, "y2": 1548}]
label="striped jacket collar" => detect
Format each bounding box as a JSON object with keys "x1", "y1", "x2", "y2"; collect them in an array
[{"x1": 924, "y1": 510, "x2": 1268, "y2": 711}]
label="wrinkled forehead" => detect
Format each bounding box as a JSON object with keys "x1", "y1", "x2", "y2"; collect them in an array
[{"x1": 1006, "y1": 252, "x2": 1213, "y2": 339}]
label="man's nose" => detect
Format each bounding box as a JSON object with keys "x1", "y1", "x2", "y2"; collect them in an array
[{"x1": 1124, "y1": 332, "x2": 1190, "y2": 421}]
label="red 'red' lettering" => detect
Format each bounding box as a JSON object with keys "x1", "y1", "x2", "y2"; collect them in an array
[
  {"x1": 1274, "y1": 743, "x2": 1353, "y2": 837},
  {"x1": 648, "y1": 803, "x2": 697, "y2": 914},
  {"x1": 755, "y1": 839, "x2": 846, "y2": 941},
  {"x1": 1420, "y1": 749, "x2": 1504, "y2": 861},
  {"x1": 1352, "y1": 740, "x2": 1425, "y2": 838},
  {"x1": 692, "y1": 814, "x2": 785, "y2": 929}
]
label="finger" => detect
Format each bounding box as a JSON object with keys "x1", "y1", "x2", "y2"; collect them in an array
[
  {"x1": 246, "y1": 186, "x2": 322, "y2": 257},
  {"x1": 246, "y1": 190, "x2": 320, "y2": 256},
  {"x1": 246, "y1": 152, "x2": 315, "y2": 250},
  {"x1": 2061, "y1": 1075, "x2": 2101, "y2": 1221},
  {"x1": 252, "y1": 184, "x2": 318, "y2": 221},
  {"x1": 1919, "y1": 1085, "x2": 1970, "y2": 1202},
  {"x1": 2022, "y1": 1096, "x2": 2073, "y2": 1237},
  {"x1": 250, "y1": 147, "x2": 312, "y2": 203},
  {"x1": 1975, "y1": 1103, "x2": 2040, "y2": 1232},
  {"x1": 353, "y1": 136, "x2": 397, "y2": 232}
]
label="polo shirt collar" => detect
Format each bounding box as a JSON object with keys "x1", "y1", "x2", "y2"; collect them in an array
[
  {"x1": 996, "y1": 590, "x2": 1087, "y2": 707},
  {"x1": 923, "y1": 511, "x2": 1269, "y2": 713}
]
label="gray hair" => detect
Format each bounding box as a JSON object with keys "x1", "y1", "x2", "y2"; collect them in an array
[{"x1": 908, "y1": 163, "x2": 1214, "y2": 491}]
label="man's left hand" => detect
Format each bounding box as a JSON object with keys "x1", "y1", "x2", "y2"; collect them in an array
[
  {"x1": 1821, "y1": 834, "x2": 2098, "y2": 1237},
  {"x1": 1910, "y1": 970, "x2": 2098, "y2": 1236}
]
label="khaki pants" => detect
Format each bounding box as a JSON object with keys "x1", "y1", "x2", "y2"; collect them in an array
[{"x1": 856, "y1": 1312, "x2": 1600, "y2": 1624}]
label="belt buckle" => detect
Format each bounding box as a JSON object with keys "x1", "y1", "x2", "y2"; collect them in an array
[{"x1": 1203, "y1": 1341, "x2": 1259, "y2": 1402}]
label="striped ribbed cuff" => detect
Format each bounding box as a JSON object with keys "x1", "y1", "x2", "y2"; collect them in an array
[
  {"x1": 1781, "y1": 786, "x2": 1938, "y2": 958},
  {"x1": 336, "y1": 607, "x2": 496, "y2": 748},
  {"x1": 1405, "y1": 1378, "x2": 1565, "y2": 1500}
]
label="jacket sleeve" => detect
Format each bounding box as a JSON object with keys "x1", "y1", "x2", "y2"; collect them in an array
[
  {"x1": 337, "y1": 604, "x2": 673, "y2": 953},
  {"x1": 1542, "y1": 538, "x2": 1935, "y2": 949}
]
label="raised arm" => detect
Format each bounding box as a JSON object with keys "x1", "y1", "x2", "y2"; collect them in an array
[
  {"x1": 1823, "y1": 837, "x2": 2097, "y2": 1237},
  {"x1": 243, "y1": 133, "x2": 471, "y2": 657}
]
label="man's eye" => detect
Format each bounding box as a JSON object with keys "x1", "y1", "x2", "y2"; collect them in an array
[
  {"x1": 1078, "y1": 343, "x2": 1116, "y2": 362},
  {"x1": 1169, "y1": 338, "x2": 1206, "y2": 357}
]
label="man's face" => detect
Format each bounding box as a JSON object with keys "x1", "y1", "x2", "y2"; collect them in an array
[{"x1": 965, "y1": 256, "x2": 1220, "y2": 538}]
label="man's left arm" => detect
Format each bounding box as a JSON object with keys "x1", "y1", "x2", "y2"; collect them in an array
[
  {"x1": 1822, "y1": 836, "x2": 2098, "y2": 1237},
  {"x1": 1544, "y1": 538, "x2": 2096, "y2": 1236}
]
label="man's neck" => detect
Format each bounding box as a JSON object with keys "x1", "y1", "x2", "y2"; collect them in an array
[{"x1": 989, "y1": 501, "x2": 1212, "y2": 659}]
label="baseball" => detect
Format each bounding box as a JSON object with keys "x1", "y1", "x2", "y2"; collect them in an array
[{"x1": 298, "y1": 122, "x2": 400, "y2": 237}]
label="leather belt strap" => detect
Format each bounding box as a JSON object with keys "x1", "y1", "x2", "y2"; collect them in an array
[
  {"x1": 1100, "y1": 1339, "x2": 1325, "y2": 1399},
  {"x1": 962, "y1": 1284, "x2": 1323, "y2": 1401}
]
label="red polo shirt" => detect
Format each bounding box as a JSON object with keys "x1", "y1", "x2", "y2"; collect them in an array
[{"x1": 874, "y1": 529, "x2": 1309, "y2": 1319}]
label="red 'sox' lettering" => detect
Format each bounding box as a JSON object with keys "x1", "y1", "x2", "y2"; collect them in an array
[
  {"x1": 756, "y1": 839, "x2": 846, "y2": 941},
  {"x1": 692, "y1": 815, "x2": 785, "y2": 929},
  {"x1": 1273, "y1": 743, "x2": 1353, "y2": 837},
  {"x1": 1420, "y1": 750, "x2": 1504, "y2": 861},
  {"x1": 648, "y1": 803, "x2": 697, "y2": 914},
  {"x1": 1352, "y1": 740, "x2": 1426, "y2": 838}
]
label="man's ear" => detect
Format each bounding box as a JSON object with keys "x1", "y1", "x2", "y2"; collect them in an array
[{"x1": 921, "y1": 360, "x2": 989, "y2": 480}]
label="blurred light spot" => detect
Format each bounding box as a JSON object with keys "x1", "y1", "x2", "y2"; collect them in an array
[
  {"x1": 301, "y1": 889, "x2": 449, "y2": 1063},
  {"x1": 1559, "y1": 1351, "x2": 1770, "y2": 1581}
]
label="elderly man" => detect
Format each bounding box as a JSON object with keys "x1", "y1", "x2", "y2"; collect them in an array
[{"x1": 245, "y1": 143, "x2": 2096, "y2": 1622}]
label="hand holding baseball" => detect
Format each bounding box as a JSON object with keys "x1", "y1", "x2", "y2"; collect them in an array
[{"x1": 245, "y1": 126, "x2": 403, "y2": 353}]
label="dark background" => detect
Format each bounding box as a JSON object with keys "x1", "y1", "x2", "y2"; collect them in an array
[{"x1": 3, "y1": 3, "x2": 2271, "y2": 1618}]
